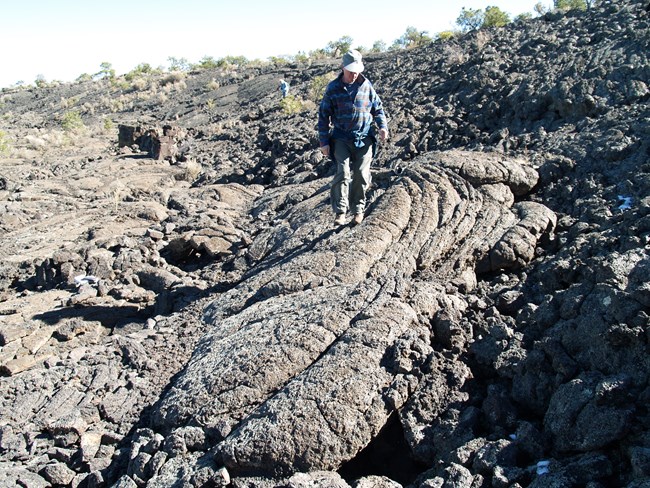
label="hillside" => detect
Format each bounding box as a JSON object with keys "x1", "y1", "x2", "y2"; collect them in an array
[{"x1": 0, "y1": 1, "x2": 649, "y2": 487}]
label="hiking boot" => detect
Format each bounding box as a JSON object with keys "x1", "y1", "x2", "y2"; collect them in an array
[
  {"x1": 353, "y1": 213, "x2": 364, "y2": 225},
  {"x1": 334, "y1": 213, "x2": 346, "y2": 225}
]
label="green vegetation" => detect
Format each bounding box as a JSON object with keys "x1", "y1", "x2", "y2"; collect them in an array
[
  {"x1": 456, "y1": 7, "x2": 485, "y2": 32},
  {"x1": 370, "y1": 41, "x2": 387, "y2": 53},
  {"x1": 103, "y1": 118, "x2": 114, "y2": 132},
  {"x1": 190, "y1": 55, "x2": 253, "y2": 71},
  {"x1": 456, "y1": 6, "x2": 510, "y2": 32},
  {"x1": 437, "y1": 31, "x2": 456, "y2": 42},
  {"x1": 26, "y1": 2, "x2": 589, "y2": 99},
  {"x1": 293, "y1": 52, "x2": 310, "y2": 64},
  {"x1": 515, "y1": 12, "x2": 534, "y2": 23},
  {"x1": 60, "y1": 96, "x2": 79, "y2": 109},
  {"x1": 196, "y1": 56, "x2": 220, "y2": 70},
  {"x1": 535, "y1": 0, "x2": 590, "y2": 14},
  {"x1": 326, "y1": 36, "x2": 353, "y2": 57},
  {"x1": 279, "y1": 95, "x2": 304, "y2": 115},
  {"x1": 216, "y1": 56, "x2": 249, "y2": 69},
  {"x1": 61, "y1": 110, "x2": 85, "y2": 132},
  {"x1": 206, "y1": 79, "x2": 220, "y2": 91},
  {"x1": 167, "y1": 57, "x2": 191, "y2": 72},
  {"x1": 124, "y1": 63, "x2": 158, "y2": 81},
  {"x1": 95, "y1": 62, "x2": 116, "y2": 81},
  {"x1": 0, "y1": 130, "x2": 9, "y2": 154},
  {"x1": 309, "y1": 74, "x2": 335, "y2": 102},
  {"x1": 35, "y1": 74, "x2": 48, "y2": 88},
  {"x1": 161, "y1": 71, "x2": 186, "y2": 86},
  {"x1": 555, "y1": 0, "x2": 588, "y2": 11},
  {"x1": 268, "y1": 56, "x2": 290, "y2": 67},
  {"x1": 483, "y1": 6, "x2": 511, "y2": 28},
  {"x1": 391, "y1": 26, "x2": 433, "y2": 50}
]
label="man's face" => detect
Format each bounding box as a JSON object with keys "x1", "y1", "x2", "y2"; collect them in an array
[{"x1": 342, "y1": 68, "x2": 360, "y2": 84}]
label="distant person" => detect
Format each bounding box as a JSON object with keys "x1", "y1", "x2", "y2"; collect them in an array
[
  {"x1": 318, "y1": 49, "x2": 389, "y2": 226},
  {"x1": 279, "y1": 79, "x2": 289, "y2": 98}
]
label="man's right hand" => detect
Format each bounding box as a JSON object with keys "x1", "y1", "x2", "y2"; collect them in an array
[{"x1": 320, "y1": 145, "x2": 330, "y2": 157}]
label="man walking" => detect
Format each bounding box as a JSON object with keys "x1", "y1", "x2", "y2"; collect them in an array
[{"x1": 318, "y1": 49, "x2": 389, "y2": 225}]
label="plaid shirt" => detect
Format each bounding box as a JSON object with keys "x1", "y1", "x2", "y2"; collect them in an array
[{"x1": 318, "y1": 73, "x2": 387, "y2": 147}]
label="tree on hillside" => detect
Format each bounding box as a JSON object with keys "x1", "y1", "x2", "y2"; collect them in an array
[
  {"x1": 515, "y1": 12, "x2": 534, "y2": 22},
  {"x1": 35, "y1": 74, "x2": 48, "y2": 88},
  {"x1": 95, "y1": 62, "x2": 115, "y2": 81},
  {"x1": 326, "y1": 36, "x2": 353, "y2": 57},
  {"x1": 370, "y1": 40, "x2": 387, "y2": 53},
  {"x1": 196, "y1": 56, "x2": 219, "y2": 70},
  {"x1": 437, "y1": 31, "x2": 456, "y2": 42},
  {"x1": 456, "y1": 7, "x2": 485, "y2": 32},
  {"x1": 534, "y1": 2, "x2": 550, "y2": 15},
  {"x1": 555, "y1": 0, "x2": 587, "y2": 10},
  {"x1": 456, "y1": 6, "x2": 511, "y2": 32},
  {"x1": 167, "y1": 57, "x2": 191, "y2": 72},
  {"x1": 124, "y1": 63, "x2": 157, "y2": 81},
  {"x1": 217, "y1": 56, "x2": 249, "y2": 69},
  {"x1": 391, "y1": 26, "x2": 433, "y2": 50},
  {"x1": 483, "y1": 6, "x2": 511, "y2": 28}
]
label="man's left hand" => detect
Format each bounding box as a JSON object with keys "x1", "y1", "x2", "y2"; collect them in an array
[{"x1": 379, "y1": 128, "x2": 389, "y2": 141}]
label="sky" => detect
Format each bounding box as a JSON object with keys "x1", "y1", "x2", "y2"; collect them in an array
[{"x1": 0, "y1": 0, "x2": 540, "y2": 89}]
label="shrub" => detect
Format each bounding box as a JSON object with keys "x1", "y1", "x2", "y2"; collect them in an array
[
  {"x1": 178, "y1": 160, "x2": 202, "y2": 182},
  {"x1": 515, "y1": 12, "x2": 534, "y2": 22},
  {"x1": 35, "y1": 75, "x2": 48, "y2": 88},
  {"x1": 456, "y1": 6, "x2": 511, "y2": 32},
  {"x1": 475, "y1": 30, "x2": 492, "y2": 51},
  {"x1": 555, "y1": 0, "x2": 587, "y2": 10},
  {"x1": 125, "y1": 63, "x2": 157, "y2": 81},
  {"x1": 370, "y1": 40, "x2": 387, "y2": 53},
  {"x1": 103, "y1": 118, "x2": 114, "y2": 132},
  {"x1": 280, "y1": 95, "x2": 304, "y2": 115},
  {"x1": 0, "y1": 130, "x2": 9, "y2": 154},
  {"x1": 114, "y1": 79, "x2": 131, "y2": 91},
  {"x1": 131, "y1": 77, "x2": 149, "y2": 91},
  {"x1": 161, "y1": 71, "x2": 186, "y2": 86},
  {"x1": 437, "y1": 31, "x2": 456, "y2": 42},
  {"x1": 81, "y1": 102, "x2": 95, "y2": 115},
  {"x1": 25, "y1": 131, "x2": 68, "y2": 151},
  {"x1": 456, "y1": 7, "x2": 484, "y2": 32},
  {"x1": 167, "y1": 57, "x2": 191, "y2": 72},
  {"x1": 483, "y1": 6, "x2": 510, "y2": 28},
  {"x1": 95, "y1": 62, "x2": 116, "y2": 81},
  {"x1": 326, "y1": 36, "x2": 353, "y2": 57},
  {"x1": 268, "y1": 56, "x2": 290, "y2": 67},
  {"x1": 442, "y1": 43, "x2": 467, "y2": 65},
  {"x1": 61, "y1": 111, "x2": 85, "y2": 132},
  {"x1": 206, "y1": 78, "x2": 220, "y2": 91},
  {"x1": 392, "y1": 27, "x2": 433, "y2": 49},
  {"x1": 217, "y1": 56, "x2": 249, "y2": 69},
  {"x1": 309, "y1": 74, "x2": 335, "y2": 102},
  {"x1": 197, "y1": 56, "x2": 219, "y2": 70},
  {"x1": 309, "y1": 48, "x2": 329, "y2": 60},
  {"x1": 60, "y1": 97, "x2": 78, "y2": 109}
]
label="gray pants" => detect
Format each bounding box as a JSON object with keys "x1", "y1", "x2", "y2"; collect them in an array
[{"x1": 330, "y1": 137, "x2": 373, "y2": 215}]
